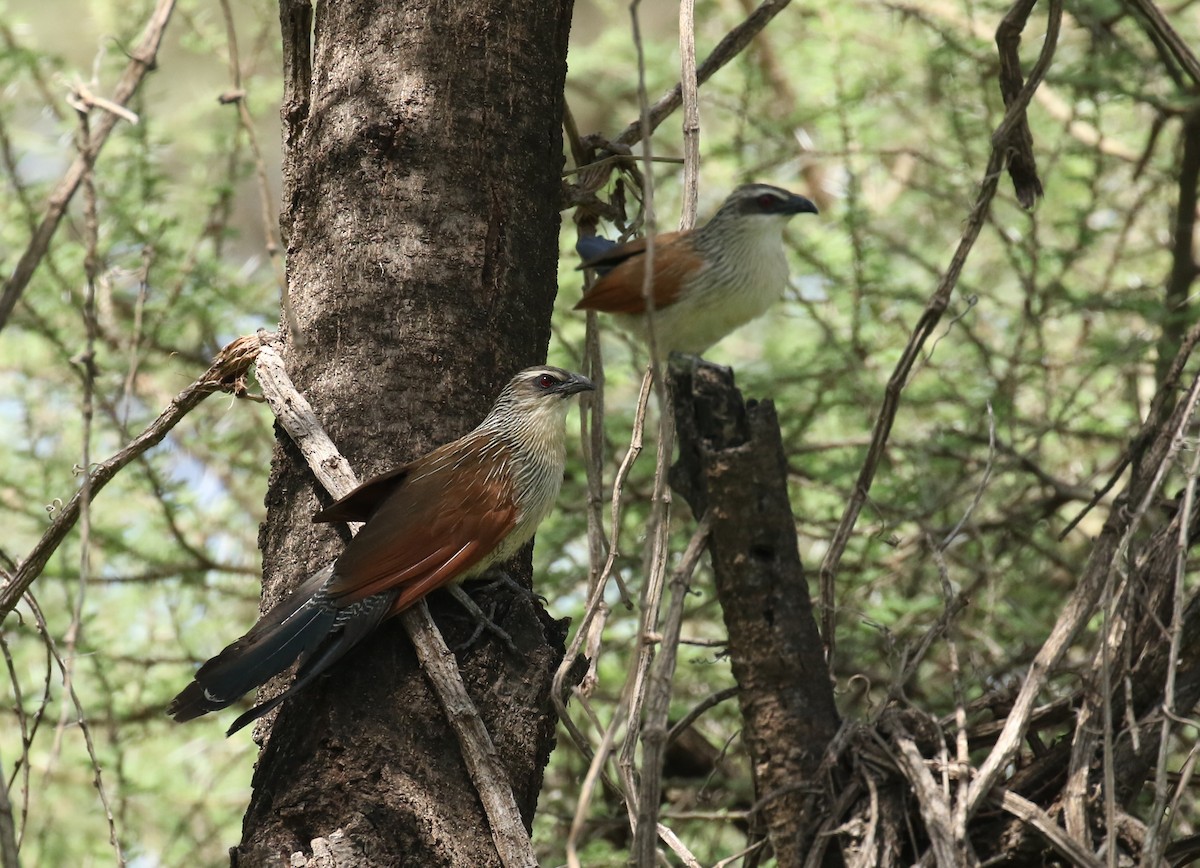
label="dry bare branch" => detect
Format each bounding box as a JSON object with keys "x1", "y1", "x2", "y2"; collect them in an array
[
  {"x1": 0, "y1": 333, "x2": 263, "y2": 618},
  {"x1": 966, "y1": 335, "x2": 1200, "y2": 819},
  {"x1": 633, "y1": 515, "x2": 711, "y2": 866},
  {"x1": 614, "y1": 0, "x2": 793, "y2": 148},
  {"x1": 251, "y1": 335, "x2": 538, "y2": 868},
  {"x1": 817, "y1": 0, "x2": 1063, "y2": 658},
  {"x1": 0, "y1": 0, "x2": 177, "y2": 335}
]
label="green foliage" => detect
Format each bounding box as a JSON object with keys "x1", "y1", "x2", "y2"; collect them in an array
[
  {"x1": 0, "y1": 0, "x2": 279, "y2": 864},
  {"x1": 548, "y1": 0, "x2": 1197, "y2": 860},
  {"x1": 2, "y1": 0, "x2": 1197, "y2": 863}
]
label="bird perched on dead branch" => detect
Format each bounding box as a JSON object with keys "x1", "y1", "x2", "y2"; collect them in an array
[
  {"x1": 169, "y1": 366, "x2": 594, "y2": 735},
  {"x1": 575, "y1": 183, "x2": 819, "y2": 356}
]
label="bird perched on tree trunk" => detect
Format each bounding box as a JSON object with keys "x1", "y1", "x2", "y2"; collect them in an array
[
  {"x1": 575, "y1": 183, "x2": 819, "y2": 356},
  {"x1": 169, "y1": 366, "x2": 593, "y2": 735}
]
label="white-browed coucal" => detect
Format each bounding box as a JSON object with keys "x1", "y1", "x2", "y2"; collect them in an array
[
  {"x1": 169, "y1": 366, "x2": 594, "y2": 735},
  {"x1": 575, "y1": 183, "x2": 819, "y2": 356}
]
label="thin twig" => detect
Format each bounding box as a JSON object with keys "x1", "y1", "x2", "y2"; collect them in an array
[
  {"x1": 552, "y1": 371, "x2": 652, "y2": 734},
  {"x1": 817, "y1": 143, "x2": 1005, "y2": 659},
  {"x1": 0, "y1": 0, "x2": 177, "y2": 336},
  {"x1": 214, "y1": 0, "x2": 299, "y2": 343},
  {"x1": 0, "y1": 746, "x2": 15, "y2": 868},
  {"x1": 577, "y1": 313, "x2": 610, "y2": 692},
  {"x1": 622, "y1": 5, "x2": 689, "y2": 862},
  {"x1": 562, "y1": 154, "x2": 685, "y2": 177},
  {"x1": 42, "y1": 99, "x2": 124, "y2": 867},
  {"x1": 22, "y1": 593, "x2": 123, "y2": 866},
  {"x1": 940, "y1": 402, "x2": 996, "y2": 549},
  {"x1": 991, "y1": 788, "x2": 1104, "y2": 868},
  {"x1": 566, "y1": 703, "x2": 626, "y2": 868},
  {"x1": 1100, "y1": 522, "x2": 1119, "y2": 868},
  {"x1": 678, "y1": 0, "x2": 700, "y2": 230},
  {"x1": 0, "y1": 333, "x2": 263, "y2": 618},
  {"x1": 614, "y1": 0, "x2": 793, "y2": 148},
  {"x1": 1142, "y1": 439, "x2": 1200, "y2": 861},
  {"x1": 634, "y1": 516, "x2": 712, "y2": 867},
  {"x1": 817, "y1": 0, "x2": 1063, "y2": 662},
  {"x1": 667, "y1": 686, "x2": 740, "y2": 745},
  {"x1": 1123, "y1": 0, "x2": 1200, "y2": 86}
]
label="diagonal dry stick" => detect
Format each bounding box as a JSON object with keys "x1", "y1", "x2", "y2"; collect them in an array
[
  {"x1": 817, "y1": 0, "x2": 1062, "y2": 660},
  {"x1": 0, "y1": 332, "x2": 260, "y2": 619},
  {"x1": 252, "y1": 334, "x2": 537, "y2": 868},
  {"x1": 1123, "y1": 0, "x2": 1200, "y2": 86},
  {"x1": 0, "y1": 0, "x2": 177, "y2": 336},
  {"x1": 966, "y1": 332, "x2": 1200, "y2": 820},
  {"x1": 614, "y1": 0, "x2": 792, "y2": 148}
]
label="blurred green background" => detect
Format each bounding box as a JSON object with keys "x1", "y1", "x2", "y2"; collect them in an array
[{"x1": 1, "y1": 0, "x2": 1194, "y2": 863}]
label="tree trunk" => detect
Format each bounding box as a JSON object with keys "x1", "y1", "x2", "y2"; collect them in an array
[
  {"x1": 669, "y1": 359, "x2": 842, "y2": 867},
  {"x1": 234, "y1": 0, "x2": 573, "y2": 864}
]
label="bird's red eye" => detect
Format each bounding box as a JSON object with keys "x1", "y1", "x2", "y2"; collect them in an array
[
  {"x1": 536, "y1": 373, "x2": 557, "y2": 389},
  {"x1": 757, "y1": 193, "x2": 777, "y2": 210}
]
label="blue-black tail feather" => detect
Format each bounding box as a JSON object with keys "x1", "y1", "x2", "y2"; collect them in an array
[
  {"x1": 168, "y1": 565, "x2": 395, "y2": 735},
  {"x1": 222, "y1": 592, "x2": 394, "y2": 735},
  {"x1": 576, "y1": 235, "x2": 620, "y2": 275}
]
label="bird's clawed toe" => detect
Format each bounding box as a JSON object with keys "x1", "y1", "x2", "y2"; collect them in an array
[
  {"x1": 447, "y1": 585, "x2": 519, "y2": 654},
  {"x1": 471, "y1": 569, "x2": 548, "y2": 606}
]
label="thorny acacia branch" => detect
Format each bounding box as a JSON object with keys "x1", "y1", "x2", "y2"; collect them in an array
[
  {"x1": 0, "y1": 333, "x2": 262, "y2": 619},
  {"x1": 0, "y1": 0, "x2": 177, "y2": 336},
  {"x1": 817, "y1": 0, "x2": 1063, "y2": 658}
]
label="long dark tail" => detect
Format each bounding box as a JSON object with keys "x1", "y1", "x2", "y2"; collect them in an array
[{"x1": 168, "y1": 565, "x2": 394, "y2": 735}]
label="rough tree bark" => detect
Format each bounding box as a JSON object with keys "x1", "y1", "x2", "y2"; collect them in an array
[
  {"x1": 669, "y1": 359, "x2": 841, "y2": 867},
  {"x1": 233, "y1": 0, "x2": 573, "y2": 865}
]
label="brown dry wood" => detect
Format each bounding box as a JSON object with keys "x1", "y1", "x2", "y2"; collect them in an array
[
  {"x1": 994, "y1": 0, "x2": 1045, "y2": 208},
  {"x1": 983, "y1": 789, "x2": 1104, "y2": 867},
  {"x1": 234, "y1": 0, "x2": 574, "y2": 864},
  {"x1": 669, "y1": 358, "x2": 840, "y2": 868}
]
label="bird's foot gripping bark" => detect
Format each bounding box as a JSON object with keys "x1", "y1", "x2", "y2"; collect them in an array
[
  {"x1": 470, "y1": 569, "x2": 548, "y2": 606},
  {"x1": 446, "y1": 584, "x2": 519, "y2": 654}
]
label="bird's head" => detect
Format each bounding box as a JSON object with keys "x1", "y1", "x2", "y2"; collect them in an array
[
  {"x1": 505, "y1": 366, "x2": 595, "y2": 402},
  {"x1": 484, "y1": 366, "x2": 594, "y2": 437},
  {"x1": 718, "y1": 183, "x2": 819, "y2": 221}
]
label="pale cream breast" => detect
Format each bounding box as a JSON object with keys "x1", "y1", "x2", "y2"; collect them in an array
[{"x1": 619, "y1": 215, "x2": 792, "y2": 355}]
